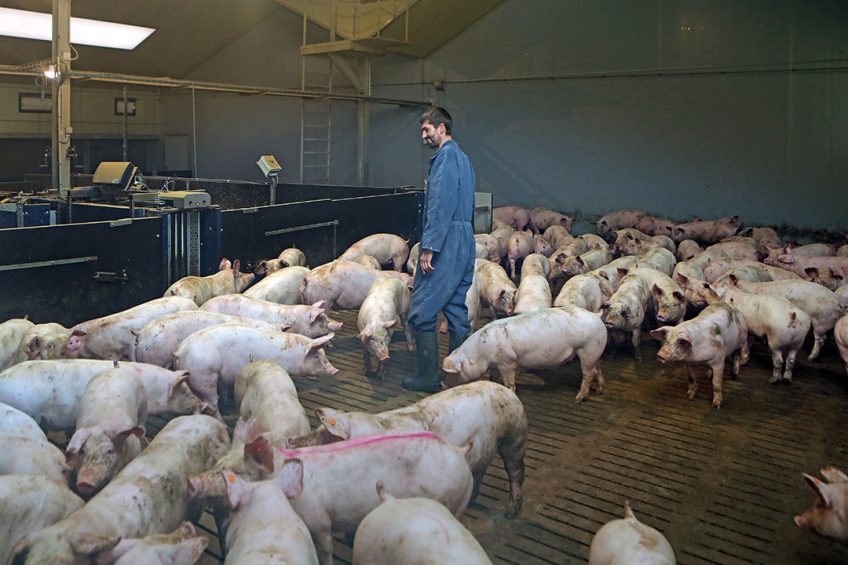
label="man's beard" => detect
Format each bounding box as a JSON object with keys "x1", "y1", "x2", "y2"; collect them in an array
[{"x1": 423, "y1": 136, "x2": 438, "y2": 148}]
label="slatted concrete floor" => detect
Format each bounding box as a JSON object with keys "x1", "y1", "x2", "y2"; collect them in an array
[{"x1": 191, "y1": 309, "x2": 848, "y2": 564}]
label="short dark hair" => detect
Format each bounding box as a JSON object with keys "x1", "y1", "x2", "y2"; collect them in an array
[{"x1": 420, "y1": 107, "x2": 452, "y2": 134}]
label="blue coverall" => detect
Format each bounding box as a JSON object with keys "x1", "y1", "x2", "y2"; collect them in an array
[{"x1": 408, "y1": 139, "x2": 476, "y2": 334}]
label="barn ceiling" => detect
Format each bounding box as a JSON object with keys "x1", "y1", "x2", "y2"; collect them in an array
[{"x1": 0, "y1": 0, "x2": 503, "y2": 79}]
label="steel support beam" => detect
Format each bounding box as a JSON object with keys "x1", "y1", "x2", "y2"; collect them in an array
[{"x1": 52, "y1": 0, "x2": 72, "y2": 193}]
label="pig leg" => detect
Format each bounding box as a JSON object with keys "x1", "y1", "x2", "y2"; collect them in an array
[
  {"x1": 392, "y1": 255, "x2": 405, "y2": 271},
  {"x1": 783, "y1": 347, "x2": 799, "y2": 383},
  {"x1": 376, "y1": 360, "x2": 386, "y2": 382},
  {"x1": 362, "y1": 348, "x2": 374, "y2": 375},
  {"x1": 495, "y1": 363, "x2": 518, "y2": 391},
  {"x1": 710, "y1": 362, "x2": 725, "y2": 409},
  {"x1": 192, "y1": 379, "x2": 221, "y2": 416},
  {"x1": 769, "y1": 347, "x2": 784, "y2": 384},
  {"x1": 575, "y1": 365, "x2": 602, "y2": 404},
  {"x1": 403, "y1": 318, "x2": 415, "y2": 351},
  {"x1": 630, "y1": 329, "x2": 642, "y2": 361},
  {"x1": 731, "y1": 351, "x2": 741, "y2": 379},
  {"x1": 489, "y1": 304, "x2": 499, "y2": 321},
  {"x1": 314, "y1": 526, "x2": 334, "y2": 565},
  {"x1": 685, "y1": 364, "x2": 699, "y2": 400},
  {"x1": 809, "y1": 331, "x2": 826, "y2": 361},
  {"x1": 509, "y1": 258, "x2": 518, "y2": 280}
]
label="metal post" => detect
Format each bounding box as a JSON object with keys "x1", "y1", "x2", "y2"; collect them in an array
[
  {"x1": 122, "y1": 85, "x2": 128, "y2": 161},
  {"x1": 52, "y1": 0, "x2": 72, "y2": 193},
  {"x1": 191, "y1": 87, "x2": 198, "y2": 177},
  {"x1": 356, "y1": 57, "x2": 371, "y2": 186}
]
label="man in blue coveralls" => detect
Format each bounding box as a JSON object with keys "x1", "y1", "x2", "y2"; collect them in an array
[{"x1": 402, "y1": 107, "x2": 476, "y2": 392}]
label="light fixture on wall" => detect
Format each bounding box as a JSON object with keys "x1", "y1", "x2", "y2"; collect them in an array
[
  {"x1": 43, "y1": 64, "x2": 57, "y2": 80},
  {"x1": 0, "y1": 7, "x2": 155, "y2": 50}
]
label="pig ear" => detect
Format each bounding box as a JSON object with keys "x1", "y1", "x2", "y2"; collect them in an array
[
  {"x1": 275, "y1": 458, "x2": 304, "y2": 499},
  {"x1": 310, "y1": 300, "x2": 327, "y2": 310},
  {"x1": 169, "y1": 371, "x2": 191, "y2": 397},
  {"x1": 804, "y1": 267, "x2": 819, "y2": 279},
  {"x1": 376, "y1": 480, "x2": 394, "y2": 503},
  {"x1": 675, "y1": 273, "x2": 689, "y2": 286},
  {"x1": 66, "y1": 428, "x2": 93, "y2": 455},
  {"x1": 23, "y1": 336, "x2": 42, "y2": 359},
  {"x1": 308, "y1": 333, "x2": 334, "y2": 353},
  {"x1": 803, "y1": 473, "x2": 833, "y2": 508},
  {"x1": 219, "y1": 258, "x2": 232, "y2": 271},
  {"x1": 599, "y1": 302, "x2": 610, "y2": 311},
  {"x1": 113, "y1": 426, "x2": 145, "y2": 445},
  {"x1": 676, "y1": 335, "x2": 693, "y2": 349},
  {"x1": 232, "y1": 259, "x2": 241, "y2": 274},
  {"x1": 650, "y1": 327, "x2": 670, "y2": 342},
  {"x1": 728, "y1": 274, "x2": 739, "y2": 286},
  {"x1": 316, "y1": 408, "x2": 350, "y2": 440},
  {"x1": 233, "y1": 417, "x2": 262, "y2": 444},
  {"x1": 223, "y1": 470, "x2": 250, "y2": 510},
  {"x1": 382, "y1": 317, "x2": 400, "y2": 329},
  {"x1": 71, "y1": 329, "x2": 87, "y2": 338},
  {"x1": 70, "y1": 534, "x2": 121, "y2": 556},
  {"x1": 309, "y1": 307, "x2": 324, "y2": 324},
  {"x1": 254, "y1": 261, "x2": 268, "y2": 276},
  {"x1": 358, "y1": 325, "x2": 373, "y2": 340},
  {"x1": 576, "y1": 256, "x2": 586, "y2": 267},
  {"x1": 442, "y1": 356, "x2": 460, "y2": 374},
  {"x1": 616, "y1": 267, "x2": 629, "y2": 277},
  {"x1": 820, "y1": 467, "x2": 848, "y2": 483},
  {"x1": 673, "y1": 290, "x2": 686, "y2": 302},
  {"x1": 244, "y1": 436, "x2": 275, "y2": 475},
  {"x1": 652, "y1": 284, "x2": 664, "y2": 298}
]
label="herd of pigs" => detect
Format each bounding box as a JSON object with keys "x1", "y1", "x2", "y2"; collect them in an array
[{"x1": 0, "y1": 205, "x2": 847, "y2": 564}]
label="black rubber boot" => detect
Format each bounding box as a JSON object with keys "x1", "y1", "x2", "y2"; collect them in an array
[
  {"x1": 402, "y1": 331, "x2": 442, "y2": 392},
  {"x1": 448, "y1": 331, "x2": 468, "y2": 354}
]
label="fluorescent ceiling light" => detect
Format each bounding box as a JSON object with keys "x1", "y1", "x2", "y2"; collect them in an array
[{"x1": 0, "y1": 7, "x2": 155, "y2": 50}]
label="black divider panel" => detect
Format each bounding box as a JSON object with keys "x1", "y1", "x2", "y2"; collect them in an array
[
  {"x1": 220, "y1": 192, "x2": 420, "y2": 271},
  {"x1": 0, "y1": 217, "x2": 165, "y2": 326}
]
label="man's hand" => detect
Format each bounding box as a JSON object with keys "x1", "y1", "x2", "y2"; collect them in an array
[{"x1": 419, "y1": 250, "x2": 435, "y2": 273}]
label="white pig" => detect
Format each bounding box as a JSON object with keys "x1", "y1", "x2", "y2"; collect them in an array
[
  {"x1": 626, "y1": 267, "x2": 686, "y2": 325},
  {"x1": 286, "y1": 381, "x2": 527, "y2": 517},
  {"x1": 533, "y1": 234, "x2": 554, "y2": 257},
  {"x1": 795, "y1": 467, "x2": 848, "y2": 546},
  {"x1": 278, "y1": 247, "x2": 308, "y2": 268},
  {"x1": 513, "y1": 275, "x2": 552, "y2": 314},
  {"x1": 553, "y1": 274, "x2": 612, "y2": 312},
  {"x1": 521, "y1": 253, "x2": 551, "y2": 279},
  {"x1": 222, "y1": 471, "x2": 319, "y2": 565},
  {"x1": 130, "y1": 310, "x2": 283, "y2": 368},
  {"x1": 651, "y1": 302, "x2": 749, "y2": 409},
  {"x1": 836, "y1": 315, "x2": 848, "y2": 376},
  {"x1": 66, "y1": 365, "x2": 148, "y2": 496},
  {"x1": 588, "y1": 256, "x2": 640, "y2": 292},
  {"x1": 633, "y1": 246, "x2": 677, "y2": 276},
  {"x1": 0, "y1": 317, "x2": 34, "y2": 371},
  {"x1": 17, "y1": 322, "x2": 81, "y2": 362},
  {"x1": 588, "y1": 502, "x2": 676, "y2": 565},
  {"x1": 300, "y1": 260, "x2": 412, "y2": 310},
  {"x1": 243, "y1": 266, "x2": 309, "y2": 305},
  {"x1": 353, "y1": 484, "x2": 492, "y2": 565},
  {"x1": 0, "y1": 401, "x2": 48, "y2": 442},
  {"x1": 601, "y1": 274, "x2": 652, "y2": 360},
  {"x1": 71, "y1": 296, "x2": 197, "y2": 360},
  {"x1": 10, "y1": 415, "x2": 230, "y2": 565},
  {"x1": 243, "y1": 431, "x2": 474, "y2": 565},
  {"x1": 493, "y1": 206, "x2": 531, "y2": 231},
  {"x1": 0, "y1": 475, "x2": 83, "y2": 565},
  {"x1": 559, "y1": 247, "x2": 613, "y2": 279},
  {"x1": 676, "y1": 239, "x2": 703, "y2": 261},
  {"x1": 529, "y1": 207, "x2": 573, "y2": 233},
  {"x1": 0, "y1": 432, "x2": 71, "y2": 485},
  {"x1": 672, "y1": 215, "x2": 741, "y2": 244},
  {"x1": 596, "y1": 209, "x2": 646, "y2": 234},
  {"x1": 543, "y1": 225, "x2": 572, "y2": 249},
  {"x1": 339, "y1": 233, "x2": 409, "y2": 271},
  {"x1": 353, "y1": 254, "x2": 382, "y2": 270},
  {"x1": 174, "y1": 324, "x2": 338, "y2": 412},
  {"x1": 473, "y1": 235, "x2": 499, "y2": 263},
  {"x1": 507, "y1": 230, "x2": 535, "y2": 279},
  {"x1": 476, "y1": 260, "x2": 516, "y2": 318},
  {"x1": 164, "y1": 258, "x2": 255, "y2": 306},
  {"x1": 96, "y1": 522, "x2": 208, "y2": 565},
  {"x1": 703, "y1": 258, "x2": 799, "y2": 283},
  {"x1": 406, "y1": 242, "x2": 422, "y2": 274},
  {"x1": 636, "y1": 214, "x2": 675, "y2": 237},
  {"x1": 443, "y1": 306, "x2": 607, "y2": 402},
  {"x1": 201, "y1": 294, "x2": 342, "y2": 338},
  {"x1": 0, "y1": 360, "x2": 207, "y2": 431},
  {"x1": 357, "y1": 277, "x2": 413, "y2": 378}
]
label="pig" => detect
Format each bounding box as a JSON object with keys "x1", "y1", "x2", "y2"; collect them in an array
[
  {"x1": 837, "y1": 286, "x2": 848, "y2": 309},
  {"x1": 493, "y1": 206, "x2": 531, "y2": 232},
  {"x1": 357, "y1": 277, "x2": 413, "y2": 378},
  {"x1": 633, "y1": 246, "x2": 677, "y2": 276},
  {"x1": 803, "y1": 267, "x2": 846, "y2": 291},
  {"x1": 490, "y1": 227, "x2": 513, "y2": 259},
  {"x1": 713, "y1": 265, "x2": 779, "y2": 287},
  {"x1": 550, "y1": 239, "x2": 589, "y2": 278},
  {"x1": 543, "y1": 225, "x2": 572, "y2": 249},
  {"x1": 0, "y1": 360, "x2": 207, "y2": 431},
  {"x1": 795, "y1": 467, "x2": 848, "y2": 546},
  {"x1": 529, "y1": 207, "x2": 573, "y2": 233},
  {"x1": 300, "y1": 260, "x2": 412, "y2": 310},
  {"x1": 442, "y1": 306, "x2": 607, "y2": 402},
  {"x1": 66, "y1": 365, "x2": 148, "y2": 496},
  {"x1": 687, "y1": 247, "x2": 729, "y2": 271},
  {"x1": 243, "y1": 266, "x2": 309, "y2": 305},
  {"x1": 671, "y1": 215, "x2": 741, "y2": 244},
  {"x1": 187, "y1": 361, "x2": 311, "y2": 505},
  {"x1": 676, "y1": 239, "x2": 703, "y2": 261},
  {"x1": 737, "y1": 226, "x2": 781, "y2": 254},
  {"x1": 626, "y1": 267, "x2": 686, "y2": 325},
  {"x1": 17, "y1": 322, "x2": 81, "y2": 362},
  {"x1": 0, "y1": 317, "x2": 34, "y2": 371},
  {"x1": 0, "y1": 475, "x2": 83, "y2": 565},
  {"x1": 588, "y1": 256, "x2": 640, "y2": 292},
  {"x1": 620, "y1": 236, "x2": 676, "y2": 257},
  {"x1": 474, "y1": 235, "x2": 500, "y2": 263},
  {"x1": 278, "y1": 247, "x2": 308, "y2": 268},
  {"x1": 222, "y1": 471, "x2": 319, "y2": 565},
  {"x1": 174, "y1": 324, "x2": 338, "y2": 412},
  {"x1": 0, "y1": 401, "x2": 48, "y2": 441},
  {"x1": 253, "y1": 258, "x2": 288, "y2": 275},
  {"x1": 703, "y1": 258, "x2": 800, "y2": 284},
  {"x1": 338, "y1": 233, "x2": 409, "y2": 271},
  {"x1": 580, "y1": 233, "x2": 611, "y2": 251},
  {"x1": 671, "y1": 266, "x2": 708, "y2": 308},
  {"x1": 705, "y1": 239, "x2": 759, "y2": 261},
  {"x1": 765, "y1": 250, "x2": 848, "y2": 281},
  {"x1": 588, "y1": 502, "x2": 676, "y2": 565},
  {"x1": 596, "y1": 209, "x2": 646, "y2": 234},
  {"x1": 10, "y1": 415, "x2": 230, "y2": 565},
  {"x1": 96, "y1": 522, "x2": 208, "y2": 565},
  {"x1": 130, "y1": 310, "x2": 284, "y2": 368},
  {"x1": 244, "y1": 432, "x2": 474, "y2": 565},
  {"x1": 700, "y1": 285, "x2": 810, "y2": 383},
  {"x1": 407, "y1": 242, "x2": 422, "y2": 274},
  {"x1": 0, "y1": 432, "x2": 71, "y2": 486},
  {"x1": 837, "y1": 316, "x2": 848, "y2": 376},
  {"x1": 559, "y1": 248, "x2": 613, "y2": 280},
  {"x1": 475, "y1": 241, "x2": 490, "y2": 260},
  {"x1": 164, "y1": 258, "x2": 255, "y2": 306},
  {"x1": 353, "y1": 484, "x2": 492, "y2": 565},
  {"x1": 613, "y1": 228, "x2": 652, "y2": 252},
  {"x1": 353, "y1": 254, "x2": 382, "y2": 270},
  {"x1": 765, "y1": 242, "x2": 836, "y2": 263},
  {"x1": 507, "y1": 230, "x2": 535, "y2": 279},
  {"x1": 491, "y1": 218, "x2": 511, "y2": 232},
  {"x1": 71, "y1": 296, "x2": 197, "y2": 360},
  {"x1": 651, "y1": 301, "x2": 749, "y2": 409},
  {"x1": 635, "y1": 214, "x2": 675, "y2": 237},
  {"x1": 520, "y1": 253, "x2": 551, "y2": 279},
  {"x1": 439, "y1": 260, "x2": 484, "y2": 335},
  {"x1": 839, "y1": 244, "x2": 848, "y2": 258},
  {"x1": 287, "y1": 381, "x2": 527, "y2": 517},
  {"x1": 476, "y1": 260, "x2": 517, "y2": 318},
  {"x1": 533, "y1": 234, "x2": 554, "y2": 257},
  {"x1": 513, "y1": 275, "x2": 552, "y2": 314},
  {"x1": 553, "y1": 274, "x2": 613, "y2": 312},
  {"x1": 201, "y1": 294, "x2": 342, "y2": 338},
  {"x1": 601, "y1": 274, "x2": 652, "y2": 360},
  {"x1": 728, "y1": 277, "x2": 842, "y2": 361}
]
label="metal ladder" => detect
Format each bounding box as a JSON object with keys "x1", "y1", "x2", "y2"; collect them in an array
[{"x1": 300, "y1": 27, "x2": 333, "y2": 184}]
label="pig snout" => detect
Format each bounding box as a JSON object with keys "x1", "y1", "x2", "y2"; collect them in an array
[
  {"x1": 656, "y1": 349, "x2": 670, "y2": 364},
  {"x1": 187, "y1": 471, "x2": 227, "y2": 501},
  {"x1": 794, "y1": 514, "x2": 810, "y2": 530}
]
